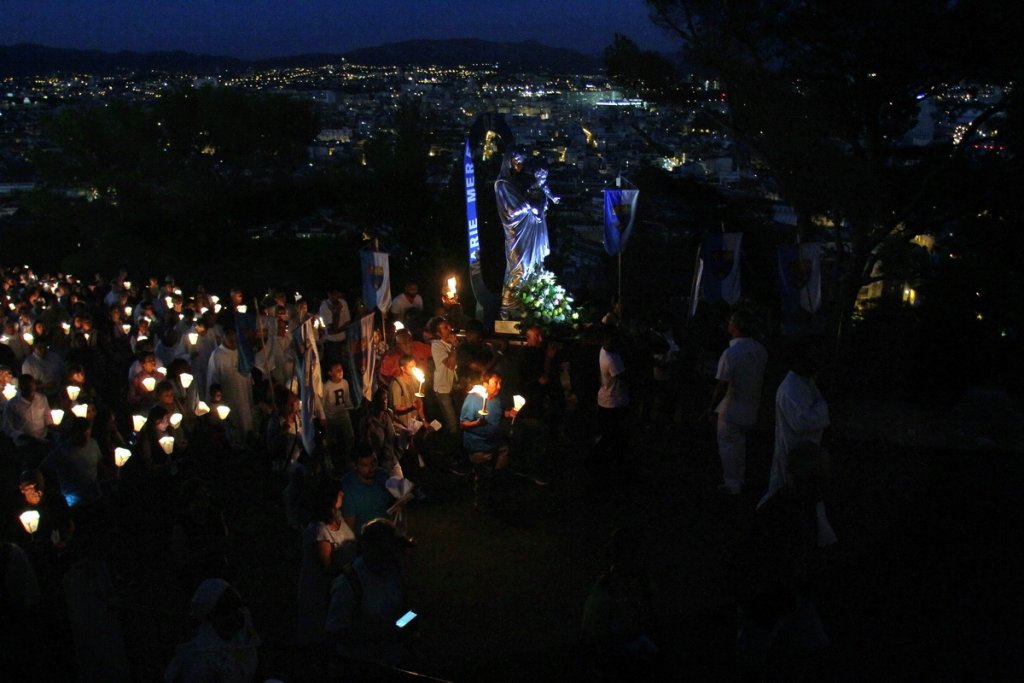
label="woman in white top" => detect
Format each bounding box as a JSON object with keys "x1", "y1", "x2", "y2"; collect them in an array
[{"x1": 296, "y1": 479, "x2": 356, "y2": 646}]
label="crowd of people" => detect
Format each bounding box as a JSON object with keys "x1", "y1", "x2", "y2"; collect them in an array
[{"x1": 0, "y1": 264, "x2": 840, "y2": 680}]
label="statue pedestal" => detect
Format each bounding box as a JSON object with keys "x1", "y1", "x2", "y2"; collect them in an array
[{"x1": 493, "y1": 320, "x2": 521, "y2": 336}]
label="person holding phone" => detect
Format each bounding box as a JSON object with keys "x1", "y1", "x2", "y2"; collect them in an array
[{"x1": 326, "y1": 518, "x2": 412, "y2": 670}]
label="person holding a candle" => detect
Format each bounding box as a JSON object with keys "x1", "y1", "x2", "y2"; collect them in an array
[
  {"x1": 41, "y1": 416, "x2": 103, "y2": 509},
  {"x1": 18, "y1": 468, "x2": 74, "y2": 551},
  {"x1": 390, "y1": 356, "x2": 426, "y2": 454},
  {"x1": 206, "y1": 328, "x2": 255, "y2": 446},
  {"x1": 128, "y1": 353, "x2": 162, "y2": 410},
  {"x1": 155, "y1": 380, "x2": 190, "y2": 453},
  {"x1": 3, "y1": 375, "x2": 55, "y2": 469},
  {"x1": 22, "y1": 340, "x2": 64, "y2": 402},
  {"x1": 0, "y1": 364, "x2": 15, "y2": 408},
  {"x1": 459, "y1": 372, "x2": 518, "y2": 470}
]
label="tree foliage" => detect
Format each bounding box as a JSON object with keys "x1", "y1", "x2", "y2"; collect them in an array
[{"x1": 609, "y1": 1, "x2": 1023, "y2": 351}]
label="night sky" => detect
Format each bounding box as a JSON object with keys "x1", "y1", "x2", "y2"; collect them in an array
[{"x1": 0, "y1": 0, "x2": 679, "y2": 59}]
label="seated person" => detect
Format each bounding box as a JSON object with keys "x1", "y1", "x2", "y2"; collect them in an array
[
  {"x1": 340, "y1": 448, "x2": 394, "y2": 538},
  {"x1": 459, "y1": 371, "x2": 518, "y2": 469}
]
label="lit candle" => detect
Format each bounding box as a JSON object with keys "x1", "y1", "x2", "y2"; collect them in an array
[
  {"x1": 294, "y1": 291, "x2": 302, "y2": 301},
  {"x1": 71, "y1": 404, "x2": 88, "y2": 418},
  {"x1": 178, "y1": 373, "x2": 193, "y2": 389},
  {"x1": 394, "y1": 320, "x2": 405, "y2": 331},
  {"x1": 62, "y1": 322, "x2": 71, "y2": 334},
  {"x1": 158, "y1": 436, "x2": 175, "y2": 455},
  {"x1": 132, "y1": 414, "x2": 147, "y2": 432},
  {"x1": 50, "y1": 408, "x2": 65, "y2": 426},
  {"x1": 513, "y1": 395, "x2": 526, "y2": 413},
  {"x1": 66, "y1": 385, "x2": 80, "y2": 401},
  {"x1": 164, "y1": 296, "x2": 173, "y2": 308},
  {"x1": 141, "y1": 377, "x2": 156, "y2": 392},
  {"x1": 122, "y1": 323, "x2": 132, "y2": 334},
  {"x1": 19, "y1": 510, "x2": 40, "y2": 535},
  {"x1": 412, "y1": 367, "x2": 425, "y2": 397},
  {"x1": 114, "y1": 447, "x2": 132, "y2": 467},
  {"x1": 2, "y1": 384, "x2": 17, "y2": 400},
  {"x1": 123, "y1": 280, "x2": 132, "y2": 289},
  {"x1": 124, "y1": 306, "x2": 132, "y2": 316},
  {"x1": 188, "y1": 332, "x2": 199, "y2": 346},
  {"x1": 136, "y1": 335, "x2": 148, "y2": 342},
  {"x1": 209, "y1": 295, "x2": 220, "y2": 304},
  {"x1": 195, "y1": 400, "x2": 211, "y2": 416},
  {"x1": 22, "y1": 332, "x2": 34, "y2": 344},
  {"x1": 169, "y1": 412, "x2": 183, "y2": 428},
  {"x1": 200, "y1": 307, "x2": 209, "y2": 315},
  {"x1": 7, "y1": 303, "x2": 15, "y2": 311},
  {"x1": 470, "y1": 384, "x2": 489, "y2": 416},
  {"x1": 215, "y1": 405, "x2": 231, "y2": 420},
  {"x1": 445, "y1": 276, "x2": 457, "y2": 299},
  {"x1": 214, "y1": 303, "x2": 222, "y2": 314},
  {"x1": 156, "y1": 367, "x2": 167, "y2": 376}
]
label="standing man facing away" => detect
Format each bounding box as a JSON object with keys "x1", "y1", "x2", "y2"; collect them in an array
[
  {"x1": 707, "y1": 311, "x2": 768, "y2": 495},
  {"x1": 594, "y1": 325, "x2": 629, "y2": 468}
]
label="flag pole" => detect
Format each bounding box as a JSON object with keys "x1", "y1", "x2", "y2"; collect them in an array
[{"x1": 616, "y1": 174, "x2": 623, "y2": 320}]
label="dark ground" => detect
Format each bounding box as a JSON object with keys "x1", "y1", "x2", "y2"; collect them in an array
[{"x1": 111, "y1": 395, "x2": 1023, "y2": 682}]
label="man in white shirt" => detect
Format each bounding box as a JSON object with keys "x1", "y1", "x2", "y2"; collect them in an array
[
  {"x1": 429, "y1": 317, "x2": 460, "y2": 439},
  {"x1": 207, "y1": 328, "x2": 254, "y2": 446},
  {"x1": 707, "y1": 311, "x2": 767, "y2": 495},
  {"x1": 318, "y1": 289, "x2": 350, "y2": 369},
  {"x1": 22, "y1": 342, "x2": 64, "y2": 401},
  {"x1": 3, "y1": 374, "x2": 54, "y2": 466},
  {"x1": 389, "y1": 282, "x2": 423, "y2": 323}
]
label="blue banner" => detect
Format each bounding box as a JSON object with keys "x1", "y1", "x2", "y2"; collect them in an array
[
  {"x1": 465, "y1": 139, "x2": 480, "y2": 268},
  {"x1": 701, "y1": 232, "x2": 743, "y2": 305},
  {"x1": 360, "y1": 250, "x2": 391, "y2": 313},
  {"x1": 603, "y1": 188, "x2": 639, "y2": 255},
  {"x1": 778, "y1": 243, "x2": 823, "y2": 317},
  {"x1": 343, "y1": 313, "x2": 376, "y2": 408}
]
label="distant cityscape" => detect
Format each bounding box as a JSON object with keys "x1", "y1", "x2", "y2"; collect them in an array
[{"x1": 0, "y1": 42, "x2": 1009, "y2": 300}]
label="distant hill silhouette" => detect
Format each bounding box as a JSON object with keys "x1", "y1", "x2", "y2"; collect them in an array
[
  {"x1": 0, "y1": 43, "x2": 246, "y2": 77},
  {"x1": 342, "y1": 39, "x2": 601, "y2": 72},
  {"x1": 0, "y1": 39, "x2": 601, "y2": 77}
]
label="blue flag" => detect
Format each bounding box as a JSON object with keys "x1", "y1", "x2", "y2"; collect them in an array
[
  {"x1": 234, "y1": 310, "x2": 258, "y2": 374},
  {"x1": 360, "y1": 250, "x2": 391, "y2": 312},
  {"x1": 603, "y1": 188, "x2": 639, "y2": 255},
  {"x1": 778, "y1": 243, "x2": 823, "y2": 317},
  {"x1": 343, "y1": 313, "x2": 377, "y2": 409},
  {"x1": 700, "y1": 233, "x2": 743, "y2": 305}
]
